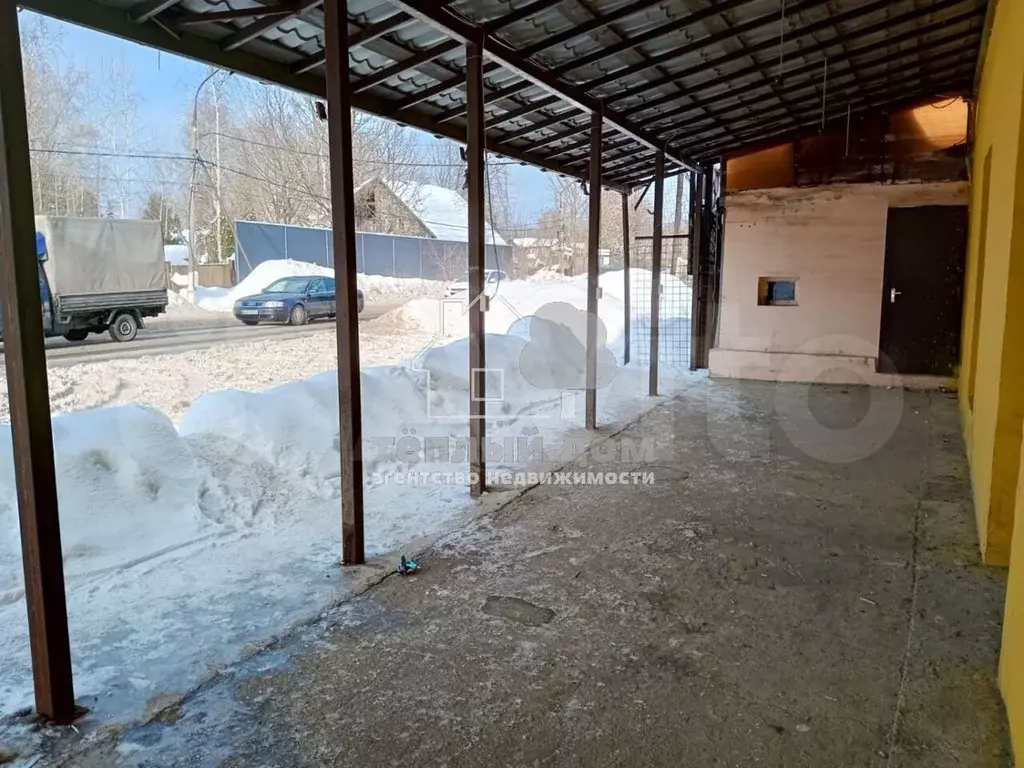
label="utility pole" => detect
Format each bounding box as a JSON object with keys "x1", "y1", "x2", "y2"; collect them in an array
[
  {"x1": 187, "y1": 68, "x2": 223, "y2": 297},
  {"x1": 214, "y1": 78, "x2": 223, "y2": 263}
]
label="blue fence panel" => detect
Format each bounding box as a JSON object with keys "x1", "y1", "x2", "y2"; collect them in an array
[{"x1": 233, "y1": 221, "x2": 512, "y2": 283}]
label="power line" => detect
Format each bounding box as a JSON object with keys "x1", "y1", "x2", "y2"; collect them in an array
[{"x1": 30, "y1": 141, "x2": 526, "y2": 170}]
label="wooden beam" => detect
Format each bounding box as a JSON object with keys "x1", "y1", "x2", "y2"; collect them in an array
[
  {"x1": 324, "y1": 0, "x2": 365, "y2": 565},
  {"x1": 648, "y1": 152, "x2": 664, "y2": 397},
  {"x1": 585, "y1": 107, "x2": 602, "y2": 431},
  {"x1": 467, "y1": 37, "x2": 486, "y2": 497},
  {"x1": 0, "y1": 0, "x2": 75, "y2": 723}
]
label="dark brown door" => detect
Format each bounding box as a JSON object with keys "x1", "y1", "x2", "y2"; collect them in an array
[{"x1": 878, "y1": 205, "x2": 968, "y2": 375}]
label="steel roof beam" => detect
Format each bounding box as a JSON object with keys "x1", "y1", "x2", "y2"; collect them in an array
[
  {"x1": 637, "y1": 6, "x2": 984, "y2": 131},
  {"x1": 353, "y1": 40, "x2": 461, "y2": 94},
  {"x1": 127, "y1": 0, "x2": 179, "y2": 23},
  {"x1": 625, "y1": 0, "x2": 980, "y2": 124},
  {"x1": 176, "y1": 4, "x2": 296, "y2": 26},
  {"x1": 291, "y1": 12, "x2": 413, "y2": 75},
  {"x1": 220, "y1": 1, "x2": 322, "y2": 52},
  {"x1": 608, "y1": 70, "x2": 974, "y2": 188},
  {"x1": 526, "y1": 2, "x2": 981, "y2": 167},
  {"x1": 598, "y1": 0, "x2": 890, "y2": 108},
  {"x1": 395, "y1": 0, "x2": 667, "y2": 114},
  {"x1": 20, "y1": 0, "x2": 631, "y2": 189},
  {"x1": 389, "y1": 0, "x2": 699, "y2": 171},
  {"x1": 432, "y1": 0, "x2": 763, "y2": 124},
  {"x1": 590, "y1": 48, "x2": 977, "y2": 178}
]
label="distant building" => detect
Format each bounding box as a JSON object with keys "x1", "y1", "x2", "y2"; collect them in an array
[{"x1": 353, "y1": 178, "x2": 508, "y2": 247}]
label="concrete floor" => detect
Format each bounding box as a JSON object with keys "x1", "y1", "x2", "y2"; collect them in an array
[{"x1": 35, "y1": 381, "x2": 1016, "y2": 766}]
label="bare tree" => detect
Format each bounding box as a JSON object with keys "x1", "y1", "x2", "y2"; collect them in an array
[
  {"x1": 423, "y1": 139, "x2": 465, "y2": 193},
  {"x1": 21, "y1": 17, "x2": 100, "y2": 217}
]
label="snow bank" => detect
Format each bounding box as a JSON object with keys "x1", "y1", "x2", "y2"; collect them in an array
[
  {"x1": 194, "y1": 258, "x2": 443, "y2": 311},
  {"x1": 198, "y1": 259, "x2": 334, "y2": 312},
  {"x1": 164, "y1": 244, "x2": 188, "y2": 266},
  {"x1": 377, "y1": 268, "x2": 688, "y2": 365},
  {"x1": 0, "y1": 263, "x2": 701, "y2": 724},
  {"x1": 358, "y1": 273, "x2": 444, "y2": 302},
  {"x1": 0, "y1": 406, "x2": 210, "y2": 591}
]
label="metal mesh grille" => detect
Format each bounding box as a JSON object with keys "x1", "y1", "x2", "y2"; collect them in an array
[{"x1": 631, "y1": 234, "x2": 693, "y2": 369}]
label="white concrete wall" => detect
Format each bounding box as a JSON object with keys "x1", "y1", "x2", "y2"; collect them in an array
[{"x1": 710, "y1": 181, "x2": 969, "y2": 385}]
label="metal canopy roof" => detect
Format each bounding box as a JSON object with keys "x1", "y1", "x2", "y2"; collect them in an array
[{"x1": 22, "y1": 0, "x2": 986, "y2": 190}]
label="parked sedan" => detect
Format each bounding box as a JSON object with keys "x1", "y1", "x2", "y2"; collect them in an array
[{"x1": 233, "y1": 275, "x2": 364, "y2": 326}]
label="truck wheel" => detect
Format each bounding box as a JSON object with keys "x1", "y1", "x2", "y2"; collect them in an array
[
  {"x1": 63, "y1": 330, "x2": 88, "y2": 342},
  {"x1": 108, "y1": 313, "x2": 139, "y2": 342},
  {"x1": 288, "y1": 304, "x2": 308, "y2": 326}
]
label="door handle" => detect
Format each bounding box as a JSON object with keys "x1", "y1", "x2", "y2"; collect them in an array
[{"x1": 890, "y1": 287, "x2": 902, "y2": 303}]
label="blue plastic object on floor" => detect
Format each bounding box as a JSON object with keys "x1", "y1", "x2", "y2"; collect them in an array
[{"x1": 397, "y1": 556, "x2": 420, "y2": 575}]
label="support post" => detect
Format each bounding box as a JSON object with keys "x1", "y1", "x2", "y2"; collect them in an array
[
  {"x1": 692, "y1": 164, "x2": 716, "y2": 369},
  {"x1": 325, "y1": 0, "x2": 365, "y2": 565},
  {"x1": 689, "y1": 169, "x2": 703, "y2": 371},
  {"x1": 621, "y1": 192, "x2": 631, "y2": 365},
  {"x1": 648, "y1": 152, "x2": 665, "y2": 397},
  {"x1": 708, "y1": 161, "x2": 725, "y2": 358},
  {"x1": 585, "y1": 108, "x2": 602, "y2": 430},
  {"x1": 466, "y1": 37, "x2": 486, "y2": 496},
  {"x1": 0, "y1": 0, "x2": 75, "y2": 723}
]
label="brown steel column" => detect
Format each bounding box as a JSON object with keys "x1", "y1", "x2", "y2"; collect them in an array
[
  {"x1": 585, "y1": 109, "x2": 602, "y2": 431},
  {"x1": 648, "y1": 152, "x2": 665, "y2": 397},
  {"x1": 466, "y1": 37, "x2": 486, "y2": 496},
  {"x1": 0, "y1": 0, "x2": 75, "y2": 723},
  {"x1": 621, "y1": 192, "x2": 631, "y2": 365},
  {"x1": 689, "y1": 169, "x2": 703, "y2": 371},
  {"x1": 697, "y1": 164, "x2": 716, "y2": 369},
  {"x1": 325, "y1": 0, "x2": 365, "y2": 564}
]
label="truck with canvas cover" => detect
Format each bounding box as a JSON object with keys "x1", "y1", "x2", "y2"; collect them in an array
[{"x1": 0, "y1": 216, "x2": 168, "y2": 343}]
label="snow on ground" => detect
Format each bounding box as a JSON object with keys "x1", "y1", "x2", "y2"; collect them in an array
[
  {"x1": 0, "y1": 328, "x2": 433, "y2": 424},
  {"x1": 379, "y1": 268, "x2": 692, "y2": 364},
  {"x1": 192, "y1": 258, "x2": 443, "y2": 312},
  {"x1": 0, "y1": 266, "x2": 699, "y2": 730}
]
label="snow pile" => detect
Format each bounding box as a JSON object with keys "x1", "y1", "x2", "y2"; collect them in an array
[
  {"x1": 0, "y1": 406, "x2": 210, "y2": 593},
  {"x1": 166, "y1": 289, "x2": 188, "y2": 306},
  {"x1": 377, "y1": 268, "x2": 688, "y2": 365},
  {"x1": 191, "y1": 258, "x2": 443, "y2": 311},
  {"x1": 0, "y1": 264, "x2": 701, "y2": 725},
  {"x1": 197, "y1": 259, "x2": 335, "y2": 312},
  {"x1": 358, "y1": 274, "x2": 444, "y2": 302},
  {"x1": 526, "y1": 266, "x2": 573, "y2": 282},
  {"x1": 164, "y1": 244, "x2": 188, "y2": 266}
]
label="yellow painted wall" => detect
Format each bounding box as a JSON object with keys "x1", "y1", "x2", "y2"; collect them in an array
[
  {"x1": 961, "y1": 0, "x2": 1024, "y2": 758},
  {"x1": 1004, "y1": 438, "x2": 1024, "y2": 759},
  {"x1": 960, "y1": 0, "x2": 1024, "y2": 567}
]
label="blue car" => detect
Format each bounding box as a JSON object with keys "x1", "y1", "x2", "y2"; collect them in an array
[{"x1": 233, "y1": 275, "x2": 364, "y2": 326}]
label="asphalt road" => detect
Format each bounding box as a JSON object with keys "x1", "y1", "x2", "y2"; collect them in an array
[{"x1": 0, "y1": 301, "x2": 400, "y2": 368}]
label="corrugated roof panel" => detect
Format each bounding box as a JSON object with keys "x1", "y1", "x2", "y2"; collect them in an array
[{"x1": 20, "y1": 0, "x2": 987, "y2": 187}]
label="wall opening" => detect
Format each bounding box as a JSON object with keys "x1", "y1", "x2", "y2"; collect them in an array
[{"x1": 757, "y1": 277, "x2": 797, "y2": 306}]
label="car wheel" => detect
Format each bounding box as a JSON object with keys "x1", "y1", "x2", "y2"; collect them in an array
[
  {"x1": 241, "y1": 319, "x2": 259, "y2": 326},
  {"x1": 288, "y1": 304, "x2": 308, "y2": 326},
  {"x1": 63, "y1": 329, "x2": 88, "y2": 342},
  {"x1": 108, "y1": 313, "x2": 139, "y2": 342}
]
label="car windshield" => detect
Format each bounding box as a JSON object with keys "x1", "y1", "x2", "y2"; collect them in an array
[
  {"x1": 262, "y1": 277, "x2": 311, "y2": 294},
  {"x1": 454, "y1": 272, "x2": 469, "y2": 283}
]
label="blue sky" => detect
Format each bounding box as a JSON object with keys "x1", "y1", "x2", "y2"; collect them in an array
[{"x1": 37, "y1": 11, "x2": 554, "y2": 220}]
